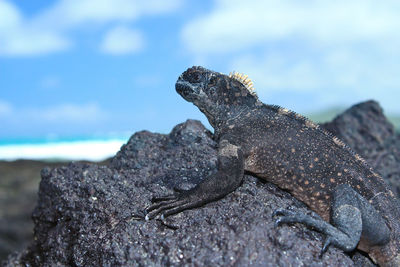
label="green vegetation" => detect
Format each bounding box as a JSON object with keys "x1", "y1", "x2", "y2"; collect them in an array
[
  {"x1": 388, "y1": 116, "x2": 400, "y2": 132},
  {"x1": 307, "y1": 107, "x2": 400, "y2": 132},
  {"x1": 306, "y1": 107, "x2": 345, "y2": 123}
]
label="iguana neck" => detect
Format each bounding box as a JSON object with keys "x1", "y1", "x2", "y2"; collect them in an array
[{"x1": 211, "y1": 104, "x2": 254, "y2": 139}]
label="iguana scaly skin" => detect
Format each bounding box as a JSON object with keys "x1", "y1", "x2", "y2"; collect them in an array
[{"x1": 146, "y1": 66, "x2": 400, "y2": 266}]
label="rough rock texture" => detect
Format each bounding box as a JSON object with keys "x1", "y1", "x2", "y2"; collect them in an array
[
  {"x1": 322, "y1": 100, "x2": 400, "y2": 197},
  {"x1": 0, "y1": 160, "x2": 107, "y2": 263},
  {"x1": 4, "y1": 100, "x2": 400, "y2": 267}
]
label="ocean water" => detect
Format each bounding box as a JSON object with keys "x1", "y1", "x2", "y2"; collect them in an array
[{"x1": 0, "y1": 136, "x2": 129, "y2": 161}]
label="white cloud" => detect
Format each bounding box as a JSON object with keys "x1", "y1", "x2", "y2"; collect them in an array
[
  {"x1": 0, "y1": 1, "x2": 70, "y2": 56},
  {"x1": 34, "y1": 0, "x2": 183, "y2": 29},
  {"x1": 0, "y1": 0, "x2": 20, "y2": 30},
  {"x1": 40, "y1": 76, "x2": 61, "y2": 89},
  {"x1": 0, "y1": 0, "x2": 182, "y2": 56},
  {"x1": 100, "y1": 26, "x2": 144, "y2": 55},
  {"x1": 182, "y1": 0, "x2": 400, "y2": 54},
  {"x1": 0, "y1": 100, "x2": 109, "y2": 125},
  {"x1": 25, "y1": 103, "x2": 108, "y2": 123},
  {"x1": 230, "y1": 53, "x2": 322, "y2": 91},
  {"x1": 0, "y1": 30, "x2": 70, "y2": 56},
  {"x1": 0, "y1": 99, "x2": 12, "y2": 116},
  {"x1": 181, "y1": 0, "x2": 400, "y2": 113},
  {"x1": 133, "y1": 73, "x2": 163, "y2": 88}
]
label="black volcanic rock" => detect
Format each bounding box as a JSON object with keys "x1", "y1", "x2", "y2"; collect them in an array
[
  {"x1": 4, "y1": 102, "x2": 400, "y2": 266},
  {"x1": 322, "y1": 100, "x2": 400, "y2": 197},
  {"x1": 0, "y1": 160, "x2": 74, "y2": 263}
]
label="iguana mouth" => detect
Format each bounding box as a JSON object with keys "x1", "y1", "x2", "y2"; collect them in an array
[{"x1": 175, "y1": 79, "x2": 195, "y2": 100}]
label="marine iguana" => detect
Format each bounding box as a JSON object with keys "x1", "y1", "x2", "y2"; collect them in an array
[{"x1": 145, "y1": 66, "x2": 400, "y2": 266}]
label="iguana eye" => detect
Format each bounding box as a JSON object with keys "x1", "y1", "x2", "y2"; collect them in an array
[
  {"x1": 209, "y1": 76, "x2": 217, "y2": 86},
  {"x1": 192, "y1": 72, "x2": 201, "y2": 83}
]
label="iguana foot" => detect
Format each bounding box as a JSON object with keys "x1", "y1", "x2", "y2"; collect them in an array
[
  {"x1": 273, "y1": 207, "x2": 360, "y2": 254},
  {"x1": 273, "y1": 184, "x2": 391, "y2": 255},
  {"x1": 145, "y1": 193, "x2": 191, "y2": 220}
]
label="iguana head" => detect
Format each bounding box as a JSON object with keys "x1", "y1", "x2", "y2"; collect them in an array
[{"x1": 176, "y1": 66, "x2": 258, "y2": 127}]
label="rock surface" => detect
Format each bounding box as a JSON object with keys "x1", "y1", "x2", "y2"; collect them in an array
[
  {"x1": 0, "y1": 160, "x2": 109, "y2": 264},
  {"x1": 4, "y1": 100, "x2": 400, "y2": 267},
  {"x1": 0, "y1": 160, "x2": 73, "y2": 263},
  {"x1": 322, "y1": 100, "x2": 400, "y2": 197}
]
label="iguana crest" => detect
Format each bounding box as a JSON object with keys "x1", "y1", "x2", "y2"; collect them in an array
[{"x1": 229, "y1": 71, "x2": 256, "y2": 95}]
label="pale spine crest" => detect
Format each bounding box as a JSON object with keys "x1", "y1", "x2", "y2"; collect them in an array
[
  {"x1": 229, "y1": 71, "x2": 256, "y2": 95},
  {"x1": 332, "y1": 136, "x2": 345, "y2": 147},
  {"x1": 305, "y1": 119, "x2": 318, "y2": 129},
  {"x1": 278, "y1": 107, "x2": 290, "y2": 115}
]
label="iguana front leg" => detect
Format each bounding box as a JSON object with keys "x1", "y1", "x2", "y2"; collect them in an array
[{"x1": 145, "y1": 139, "x2": 244, "y2": 220}]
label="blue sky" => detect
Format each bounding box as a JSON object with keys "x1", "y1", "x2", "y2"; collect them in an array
[{"x1": 1, "y1": 0, "x2": 400, "y2": 139}]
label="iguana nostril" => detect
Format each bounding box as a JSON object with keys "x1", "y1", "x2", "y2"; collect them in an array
[{"x1": 175, "y1": 82, "x2": 189, "y2": 97}]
